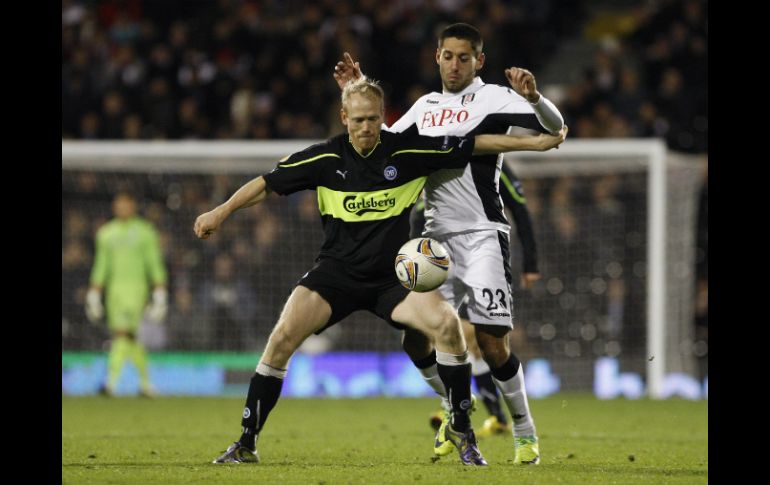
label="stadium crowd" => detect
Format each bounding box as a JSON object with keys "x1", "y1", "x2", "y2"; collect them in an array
[{"x1": 62, "y1": 0, "x2": 706, "y2": 153}]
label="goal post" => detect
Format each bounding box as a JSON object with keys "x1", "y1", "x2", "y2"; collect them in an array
[{"x1": 61, "y1": 140, "x2": 310, "y2": 173}]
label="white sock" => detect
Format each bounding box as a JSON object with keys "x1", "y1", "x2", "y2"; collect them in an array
[
  {"x1": 418, "y1": 363, "x2": 450, "y2": 410},
  {"x1": 492, "y1": 363, "x2": 536, "y2": 437}
]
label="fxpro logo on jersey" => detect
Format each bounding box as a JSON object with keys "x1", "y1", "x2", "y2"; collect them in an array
[
  {"x1": 343, "y1": 193, "x2": 397, "y2": 216},
  {"x1": 421, "y1": 108, "x2": 469, "y2": 129}
]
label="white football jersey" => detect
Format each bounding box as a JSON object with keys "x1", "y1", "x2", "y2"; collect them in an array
[{"x1": 387, "y1": 77, "x2": 554, "y2": 237}]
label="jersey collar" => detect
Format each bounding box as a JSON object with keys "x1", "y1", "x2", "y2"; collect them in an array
[
  {"x1": 348, "y1": 136, "x2": 382, "y2": 158},
  {"x1": 442, "y1": 76, "x2": 484, "y2": 96}
]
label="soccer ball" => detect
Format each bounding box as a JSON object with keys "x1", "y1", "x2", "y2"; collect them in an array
[{"x1": 394, "y1": 237, "x2": 451, "y2": 292}]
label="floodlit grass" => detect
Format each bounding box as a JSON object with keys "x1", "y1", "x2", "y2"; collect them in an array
[{"x1": 62, "y1": 394, "x2": 707, "y2": 484}]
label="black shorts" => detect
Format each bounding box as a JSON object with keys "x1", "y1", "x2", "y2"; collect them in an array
[{"x1": 297, "y1": 258, "x2": 410, "y2": 334}]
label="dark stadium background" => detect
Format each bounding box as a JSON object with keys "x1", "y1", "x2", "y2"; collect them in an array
[{"x1": 62, "y1": 0, "x2": 707, "y2": 398}]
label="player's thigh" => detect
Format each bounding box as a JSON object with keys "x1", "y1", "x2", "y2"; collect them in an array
[
  {"x1": 461, "y1": 317, "x2": 483, "y2": 357},
  {"x1": 262, "y1": 286, "x2": 332, "y2": 366},
  {"x1": 391, "y1": 289, "x2": 459, "y2": 338},
  {"x1": 453, "y1": 232, "x2": 514, "y2": 329},
  {"x1": 437, "y1": 269, "x2": 468, "y2": 311}
]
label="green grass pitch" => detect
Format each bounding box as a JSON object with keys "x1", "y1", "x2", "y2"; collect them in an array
[{"x1": 62, "y1": 394, "x2": 707, "y2": 484}]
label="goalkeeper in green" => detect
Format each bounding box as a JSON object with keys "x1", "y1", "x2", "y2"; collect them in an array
[{"x1": 86, "y1": 192, "x2": 168, "y2": 396}]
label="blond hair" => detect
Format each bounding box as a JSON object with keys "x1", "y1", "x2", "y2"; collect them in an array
[{"x1": 341, "y1": 76, "x2": 385, "y2": 111}]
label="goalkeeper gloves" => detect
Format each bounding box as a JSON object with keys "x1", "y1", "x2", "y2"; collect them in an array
[
  {"x1": 85, "y1": 288, "x2": 104, "y2": 323},
  {"x1": 146, "y1": 287, "x2": 168, "y2": 324}
]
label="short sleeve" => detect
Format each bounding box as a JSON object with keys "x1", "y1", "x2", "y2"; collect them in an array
[{"x1": 263, "y1": 141, "x2": 339, "y2": 195}]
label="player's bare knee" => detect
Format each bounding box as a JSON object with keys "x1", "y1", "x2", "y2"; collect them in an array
[
  {"x1": 421, "y1": 301, "x2": 453, "y2": 328},
  {"x1": 478, "y1": 337, "x2": 509, "y2": 368},
  {"x1": 266, "y1": 324, "x2": 302, "y2": 360},
  {"x1": 432, "y1": 305, "x2": 463, "y2": 348},
  {"x1": 474, "y1": 325, "x2": 508, "y2": 365}
]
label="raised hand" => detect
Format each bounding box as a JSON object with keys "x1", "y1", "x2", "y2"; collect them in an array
[
  {"x1": 333, "y1": 52, "x2": 363, "y2": 90},
  {"x1": 505, "y1": 67, "x2": 540, "y2": 103}
]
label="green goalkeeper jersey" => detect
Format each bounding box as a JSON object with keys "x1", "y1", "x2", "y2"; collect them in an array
[{"x1": 90, "y1": 216, "x2": 167, "y2": 305}]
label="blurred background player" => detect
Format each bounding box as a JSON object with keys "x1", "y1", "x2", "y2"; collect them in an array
[
  {"x1": 334, "y1": 23, "x2": 565, "y2": 464},
  {"x1": 411, "y1": 162, "x2": 540, "y2": 439},
  {"x1": 86, "y1": 192, "x2": 168, "y2": 397}
]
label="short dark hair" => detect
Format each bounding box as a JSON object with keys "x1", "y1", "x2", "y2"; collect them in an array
[{"x1": 438, "y1": 23, "x2": 483, "y2": 56}]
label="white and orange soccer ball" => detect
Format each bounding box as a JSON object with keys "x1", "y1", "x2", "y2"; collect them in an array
[{"x1": 394, "y1": 237, "x2": 451, "y2": 292}]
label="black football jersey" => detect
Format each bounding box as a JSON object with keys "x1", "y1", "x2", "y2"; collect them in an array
[{"x1": 263, "y1": 129, "x2": 474, "y2": 279}]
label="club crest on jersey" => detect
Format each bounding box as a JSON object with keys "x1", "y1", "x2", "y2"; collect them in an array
[
  {"x1": 384, "y1": 165, "x2": 398, "y2": 181},
  {"x1": 461, "y1": 93, "x2": 475, "y2": 106}
]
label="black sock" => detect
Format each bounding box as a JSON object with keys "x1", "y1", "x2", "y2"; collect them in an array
[
  {"x1": 239, "y1": 427, "x2": 258, "y2": 450},
  {"x1": 239, "y1": 372, "x2": 284, "y2": 449},
  {"x1": 490, "y1": 352, "x2": 520, "y2": 382},
  {"x1": 411, "y1": 349, "x2": 437, "y2": 369},
  {"x1": 437, "y1": 362, "x2": 472, "y2": 432},
  {"x1": 474, "y1": 372, "x2": 507, "y2": 424}
]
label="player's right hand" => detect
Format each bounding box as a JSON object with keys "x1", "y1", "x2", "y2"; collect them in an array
[
  {"x1": 194, "y1": 210, "x2": 221, "y2": 239},
  {"x1": 333, "y1": 52, "x2": 362, "y2": 90},
  {"x1": 85, "y1": 288, "x2": 104, "y2": 323}
]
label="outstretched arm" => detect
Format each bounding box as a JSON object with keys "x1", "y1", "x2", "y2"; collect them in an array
[
  {"x1": 473, "y1": 125, "x2": 568, "y2": 155},
  {"x1": 333, "y1": 52, "x2": 363, "y2": 89},
  {"x1": 194, "y1": 176, "x2": 271, "y2": 239}
]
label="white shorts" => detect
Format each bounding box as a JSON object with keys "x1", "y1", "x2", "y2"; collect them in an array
[{"x1": 434, "y1": 230, "x2": 514, "y2": 328}]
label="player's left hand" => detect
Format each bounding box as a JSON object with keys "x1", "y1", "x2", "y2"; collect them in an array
[
  {"x1": 505, "y1": 67, "x2": 540, "y2": 103},
  {"x1": 333, "y1": 52, "x2": 362, "y2": 90},
  {"x1": 146, "y1": 287, "x2": 168, "y2": 324},
  {"x1": 520, "y1": 272, "x2": 541, "y2": 290}
]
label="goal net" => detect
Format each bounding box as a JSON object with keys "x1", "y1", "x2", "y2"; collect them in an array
[{"x1": 504, "y1": 141, "x2": 703, "y2": 398}]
